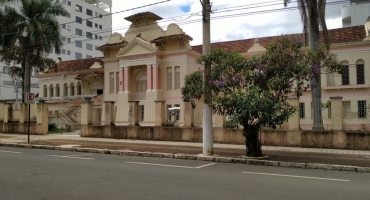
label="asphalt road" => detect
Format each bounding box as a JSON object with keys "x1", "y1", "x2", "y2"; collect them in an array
[{"x1": 0, "y1": 147, "x2": 369, "y2": 200}]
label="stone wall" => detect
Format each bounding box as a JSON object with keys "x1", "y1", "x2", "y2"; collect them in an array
[{"x1": 81, "y1": 125, "x2": 370, "y2": 150}]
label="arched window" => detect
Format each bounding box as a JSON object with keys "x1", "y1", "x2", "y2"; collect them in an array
[
  {"x1": 43, "y1": 85, "x2": 47, "y2": 97},
  {"x1": 64, "y1": 83, "x2": 68, "y2": 96},
  {"x1": 341, "y1": 60, "x2": 349, "y2": 85},
  {"x1": 356, "y1": 59, "x2": 365, "y2": 85},
  {"x1": 50, "y1": 85, "x2": 54, "y2": 97},
  {"x1": 56, "y1": 84, "x2": 60, "y2": 97},
  {"x1": 135, "y1": 72, "x2": 147, "y2": 100},
  {"x1": 77, "y1": 82, "x2": 82, "y2": 95},
  {"x1": 71, "y1": 83, "x2": 75, "y2": 96}
]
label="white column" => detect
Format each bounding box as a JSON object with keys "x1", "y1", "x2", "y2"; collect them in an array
[
  {"x1": 119, "y1": 68, "x2": 124, "y2": 93},
  {"x1": 124, "y1": 66, "x2": 130, "y2": 93}
]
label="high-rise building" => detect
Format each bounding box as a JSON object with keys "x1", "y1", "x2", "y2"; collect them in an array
[
  {"x1": 0, "y1": 0, "x2": 112, "y2": 101},
  {"x1": 342, "y1": 0, "x2": 370, "y2": 27}
]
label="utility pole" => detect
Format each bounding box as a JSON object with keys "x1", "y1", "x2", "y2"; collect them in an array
[{"x1": 201, "y1": 0, "x2": 213, "y2": 156}]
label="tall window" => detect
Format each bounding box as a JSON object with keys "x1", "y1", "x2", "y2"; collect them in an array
[
  {"x1": 77, "y1": 82, "x2": 82, "y2": 95},
  {"x1": 86, "y1": 20, "x2": 92, "y2": 28},
  {"x1": 343, "y1": 101, "x2": 351, "y2": 119},
  {"x1": 175, "y1": 66, "x2": 180, "y2": 90},
  {"x1": 56, "y1": 84, "x2": 60, "y2": 97},
  {"x1": 356, "y1": 59, "x2": 365, "y2": 85},
  {"x1": 167, "y1": 105, "x2": 172, "y2": 121},
  {"x1": 86, "y1": 32, "x2": 93, "y2": 39},
  {"x1": 116, "y1": 72, "x2": 119, "y2": 93},
  {"x1": 71, "y1": 83, "x2": 75, "y2": 96},
  {"x1": 86, "y1": 43, "x2": 93, "y2": 50},
  {"x1": 75, "y1": 52, "x2": 82, "y2": 59},
  {"x1": 109, "y1": 72, "x2": 114, "y2": 94},
  {"x1": 63, "y1": 83, "x2": 68, "y2": 96},
  {"x1": 135, "y1": 73, "x2": 147, "y2": 100},
  {"x1": 167, "y1": 67, "x2": 172, "y2": 90},
  {"x1": 358, "y1": 100, "x2": 367, "y2": 119},
  {"x1": 341, "y1": 61, "x2": 349, "y2": 85},
  {"x1": 139, "y1": 105, "x2": 144, "y2": 122},
  {"x1": 43, "y1": 85, "x2": 47, "y2": 97},
  {"x1": 50, "y1": 85, "x2": 54, "y2": 97},
  {"x1": 174, "y1": 104, "x2": 180, "y2": 121},
  {"x1": 86, "y1": 9, "x2": 92, "y2": 16},
  {"x1": 299, "y1": 102, "x2": 305, "y2": 119},
  {"x1": 76, "y1": 4, "x2": 82, "y2": 12}
]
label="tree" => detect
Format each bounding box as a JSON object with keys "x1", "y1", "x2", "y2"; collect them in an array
[
  {"x1": 0, "y1": 0, "x2": 68, "y2": 102},
  {"x1": 182, "y1": 36, "x2": 342, "y2": 157},
  {"x1": 284, "y1": 0, "x2": 329, "y2": 130}
]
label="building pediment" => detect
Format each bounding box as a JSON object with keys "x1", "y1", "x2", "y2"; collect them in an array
[{"x1": 116, "y1": 37, "x2": 157, "y2": 57}]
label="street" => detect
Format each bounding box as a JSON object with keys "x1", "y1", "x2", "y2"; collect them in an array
[{"x1": 0, "y1": 146, "x2": 369, "y2": 200}]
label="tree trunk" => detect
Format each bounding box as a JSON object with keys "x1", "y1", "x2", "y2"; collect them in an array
[
  {"x1": 243, "y1": 125, "x2": 263, "y2": 157},
  {"x1": 23, "y1": 52, "x2": 31, "y2": 103},
  {"x1": 308, "y1": 0, "x2": 324, "y2": 130}
]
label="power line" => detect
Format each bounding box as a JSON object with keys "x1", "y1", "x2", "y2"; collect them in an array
[{"x1": 1, "y1": 0, "x2": 351, "y2": 52}]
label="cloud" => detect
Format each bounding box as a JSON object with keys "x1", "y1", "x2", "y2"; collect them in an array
[{"x1": 111, "y1": 0, "x2": 346, "y2": 45}]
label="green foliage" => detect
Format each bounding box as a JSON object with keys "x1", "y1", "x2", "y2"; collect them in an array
[
  {"x1": 223, "y1": 115, "x2": 240, "y2": 129},
  {"x1": 181, "y1": 70, "x2": 203, "y2": 108},
  {"x1": 48, "y1": 123, "x2": 57, "y2": 131}
]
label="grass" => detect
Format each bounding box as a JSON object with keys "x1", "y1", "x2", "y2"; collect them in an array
[{"x1": 48, "y1": 129, "x2": 70, "y2": 134}]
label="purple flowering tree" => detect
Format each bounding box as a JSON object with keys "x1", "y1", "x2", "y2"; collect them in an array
[{"x1": 182, "y1": 36, "x2": 342, "y2": 157}]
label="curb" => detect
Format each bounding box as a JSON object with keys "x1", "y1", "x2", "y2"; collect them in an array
[{"x1": 1, "y1": 142, "x2": 369, "y2": 173}]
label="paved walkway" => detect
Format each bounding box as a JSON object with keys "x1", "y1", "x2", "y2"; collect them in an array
[{"x1": 1, "y1": 133, "x2": 370, "y2": 167}]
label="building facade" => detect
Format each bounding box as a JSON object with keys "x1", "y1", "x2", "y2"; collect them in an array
[
  {"x1": 39, "y1": 12, "x2": 370, "y2": 130},
  {"x1": 342, "y1": 0, "x2": 370, "y2": 27},
  {"x1": 0, "y1": 0, "x2": 112, "y2": 101}
]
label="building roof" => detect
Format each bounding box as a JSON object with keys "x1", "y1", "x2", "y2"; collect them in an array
[
  {"x1": 191, "y1": 25, "x2": 367, "y2": 54},
  {"x1": 46, "y1": 58, "x2": 102, "y2": 74},
  {"x1": 151, "y1": 33, "x2": 193, "y2": 43},
  {"x1": 124, "y1": 12, "x2": 163, "y2": 22},
  {"x1": 96, "y1": 40, "x2": 128, "y2": 50}
]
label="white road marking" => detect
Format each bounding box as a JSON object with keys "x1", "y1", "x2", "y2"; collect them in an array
[
  {"x1": 127, "y1": 161, "x2": 216, "y2": 169},
  {"x1": 195, "y1": 163, "x2": 216, "y2": 169},
  {"x1": 0, "y1": 150, "x2": 23, "y2": 154},
  {"x1": 242, "y1": 172, "x2": 350, "y2": 182},
  {"x1": 46, "y1": 154, "x2": 94, "y2": 160}
]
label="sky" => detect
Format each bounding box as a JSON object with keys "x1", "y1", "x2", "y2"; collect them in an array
[{"x1": 110, "y1": 0, "x2": 347, "y2": 45}]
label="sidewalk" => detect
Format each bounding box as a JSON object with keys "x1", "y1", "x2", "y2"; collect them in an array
[{"x1": 1, "y1": 133, "x2": 370, "y2": 168}]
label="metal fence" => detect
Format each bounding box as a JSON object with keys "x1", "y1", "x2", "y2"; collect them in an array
[
  {"x1": 342, "y1": 97, "x2": 370, "y2": 131},
  {"x1": 299, "y1": 98, "x2": 332, "y2": 130}
]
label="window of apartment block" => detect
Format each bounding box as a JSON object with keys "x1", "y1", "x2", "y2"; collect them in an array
[
  {"x1": 356, "y1": 59, "x2": 365, "y2": 85},
  {"x1": 95, "y1": 35, "x2": 98, "y2": 39},
  {"x1": 95, "y1": 23, "x2": 98, "y2": 28},
  {"x1": 61, "y1": 36, "x2": 66, "y2": 42},
  {"x1": 86, "y1": 9, "x2": 93, "y2": 16},
  {"x1": 174, "y1": 104, "x2": 180, "y2": 121},
  {"x1": 75, "y1": 28, "x2": 82, "y2": 36},
  {"x1": 358, "y1": 100, "x2": 367, "y2": 119},
  {"x1": 95, "y1": 12, "x2": 98, "y2": 17},
  {"x1": 167, "y1": 67, "x2": 172, "y2": 90},
  {"x1": 67, "y1": 25, "x2": 71, "y2": 31},
  {"x1": 86, "y1": 55, "x2": 92, "y2": 58},
  {"x1": 86, "y1": 32, "x2": 93, "y2": 39},
  {"x1": 76, "y1": 4, "x2": 82, "y2": 12},
  {"x1": 76, "y1": 16, "x2": 82, "y2": 24},
  {"x1": 67, "y1": 50, "x2": 71, "y2": 55},
  {"x1": 86, "y1": 20, "x2": 93, "y2": 28},
  {"x1": 63, "y1": 0, "x2": 66, "y2": 4},
  {"x1": 86, "y1": 43, "x2": 93, "y2": 51},
  {"x1": 67, "y1": 38, "x2": 71, "y2": 43},
  {"x1": 99, "y1": 25, "x2": 102, "y2": 29},
  {"x1": 299, "y1": 102, "x2": 305, "y2": 119},
  {"x1": 75, "y1": 52, "x2": 82, "y2": 59},
  {"x1": 341, "y1": 61, "x2": 349, "y2": 85},
  {"x1": 109, "y1": 72, "x2": 114, "y2": 94},
  {"x1": 62, "y1": 49, "x2": 66, "y2": 54},
  {"x1": 99, "y1": 14, "x2": 102, "y2": 18},
  {"x1": 67, "y1": 1, "x2": 71, "y2": 6},
  {"x1": 175, "y1": 66, "x2": 180, "y2": 90},
  {"x1": 61, "y1": 24, "x2": 66, "y2": 29},
  {"x1": 116, "y1": 72, "x2": 119, "y2": 93},
  {"x1": 99, "y1": 36, "x2": 103, "y2": 41},
  {"x1": 139, "y1": 105, "x2": 144, "y2": 122},
  {"x1": 75, "y1": 40, "x2": 82, "y2": 48}
]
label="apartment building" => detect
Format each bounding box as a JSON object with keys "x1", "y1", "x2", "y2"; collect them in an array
[
  {"x1": 342, "y1": 0, "x2": 370, "y2": 27},
  {"x1": 0, "y1": 0, "x2": 112, "y2": 101}
]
